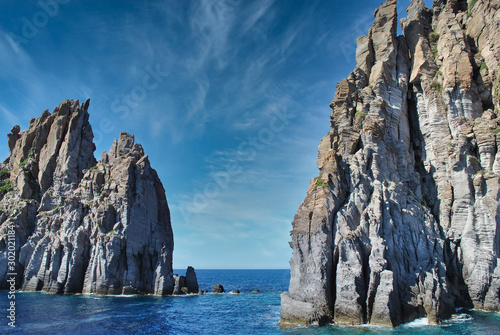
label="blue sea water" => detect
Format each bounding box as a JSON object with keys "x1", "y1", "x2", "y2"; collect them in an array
[{"x1": 1, "y1": 269, "x2": 500, "y2": 334}]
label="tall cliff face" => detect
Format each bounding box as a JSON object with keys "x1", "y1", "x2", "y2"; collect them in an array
[
  {"x1": 282, "y1": 0, "x2": 500, "y2": 327},
  {"x1": 0, "y1": 100, "x2": 174, "y2": 295}
]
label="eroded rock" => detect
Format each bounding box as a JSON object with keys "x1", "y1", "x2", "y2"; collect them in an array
[
  {"x1": 212, "y1": 283, "x2": 225, "y2": 293},
  {"x1": 282, "y1": 0, "x2": 500, "y2": 327},
  {"x1": 0, "y1": 100, "x2": 175, "y2": 296}
]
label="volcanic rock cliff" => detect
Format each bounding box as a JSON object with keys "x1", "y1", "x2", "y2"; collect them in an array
[
  {"x1": 282, "y1": 0, "x2": 500, "y2": 327},
  {"x1": 0, "y1": 99, "x2": 175, "y2": 295}
]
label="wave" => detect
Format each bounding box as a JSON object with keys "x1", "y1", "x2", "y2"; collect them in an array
[
  {"x1": 447, "y1": 313, "x2": 474, "y2": 323},
  {"x1": 401, "y1": 317, "x2": 429, "y2": 328}
]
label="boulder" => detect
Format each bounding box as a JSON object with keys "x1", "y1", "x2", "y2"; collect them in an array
[
  {"x1": 186, "y1": 266, "x2": 199, "y2": 293},
  {"x1": 173, "y1": 275, "x2": 187, "y2": 295},
  {"x1": 212, "y1": 284, "x2": 225, "y2": 293}
]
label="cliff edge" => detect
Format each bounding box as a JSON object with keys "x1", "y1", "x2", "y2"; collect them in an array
[
  {"x1": 0, "y1": 99, "x2": 175, "y2": 295},
  {"x1": 282, "y1": 0, "x2": 500, "y2": 327}
]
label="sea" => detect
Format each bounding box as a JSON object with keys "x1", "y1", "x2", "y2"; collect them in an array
[{"x1": 2, "y1": 269, "x2": 500, "y2": 334}]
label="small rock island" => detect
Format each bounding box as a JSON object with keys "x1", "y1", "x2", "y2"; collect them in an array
[{"x1": 0, "y1": 99, "x2": 183, "y2": 295}]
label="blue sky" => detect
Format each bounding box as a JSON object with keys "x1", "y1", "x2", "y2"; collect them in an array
[{"x1": 0, "y1": 0, "x2": 433, "y2": 269}]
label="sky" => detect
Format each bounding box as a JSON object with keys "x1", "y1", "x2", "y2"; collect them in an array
[{"x1": 0, "y1": 0, "x2": 433, "y2": 269}]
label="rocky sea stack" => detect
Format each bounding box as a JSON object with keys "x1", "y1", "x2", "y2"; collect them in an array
[
  {"x1": 282, "y1": 0, "x2": 500, "y2": 327},
  {"x1": 0, "y1": 99, "x2": 175, "y2": 295}
]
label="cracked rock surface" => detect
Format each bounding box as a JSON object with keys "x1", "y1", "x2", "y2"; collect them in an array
[
  {"x1": 0, "y1": 99, "x2": 175, "y2": 295},
  {"x1": 282, "y1": 0, "x2": 500, "y2": 327}
]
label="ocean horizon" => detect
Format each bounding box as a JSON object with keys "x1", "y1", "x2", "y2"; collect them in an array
[{"x1": 2, "y1": 269, "x2": 500, "y2": 334}]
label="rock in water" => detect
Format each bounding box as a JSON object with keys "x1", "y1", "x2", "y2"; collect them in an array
[
  {"x1": 212, "y1": 284, "x2": 225, "y2": 293},
  {"x1": 186, "y1": 266, "x2": 199, "y2": 293},
  {"x1": 281, "y1": 0, "x2": 500, "y2": 327},
  {"x1": 0, "y1": 99, "x2": 175, "y2": 295},
  {"x1": 173, "y1": 275, "x2": 187, "y2": 295},
  {"x1": 173, "y1": 266, "x2": 200, "y2": 295}
]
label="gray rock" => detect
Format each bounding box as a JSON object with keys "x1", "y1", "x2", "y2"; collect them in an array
[
  {"x1": 282, "y1": 0, "x2": 500, "y2": 327},
  {"x1": 186, "y1": 266, "x2": 199, "y2": 293},
  {"x1": 173, "y1": 275, "x2": 186, "y2": 295},
  {"x1": 0, "y1": 100, "x2": 175, "y2": 296},
  {"x1": 212, "y1": 284, "x2": 225, "y2": 293},
  {"x1": 7, "y1": 125, "x2": 20, "y2": 155},
  {"x1": 172, "y1": 267, "x2": 200, "y2": 295}
]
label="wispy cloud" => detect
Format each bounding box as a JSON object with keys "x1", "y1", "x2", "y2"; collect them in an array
[
  {"x1": 326, "y1": 9, "x2": 374, "y2": 64},
  {"x1": 186, "y1": 0, "x2": 238, "y2": 73},
  {"x1": 0, "y1": 104, "x2": 19, "y2": 126},
  {"x1": 1, "y1": 0, "x2": 394, "y2": 269},
  {"x1": 186, "y1": 79, "x2": 210, "y2": 123},
  {"x1": 241, "y1": 0, "x2": 275, "y2": 34},
  {"x1": 143, "y1": 0, "x2": 324, "y2": 142}
]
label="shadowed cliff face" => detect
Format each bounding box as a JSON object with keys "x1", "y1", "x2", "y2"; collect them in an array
[
  {"x1": 282, "y1": 0, "x2": 500, "y2": 327},
  {"x1": 0, "y1": 99, "x2": 174, "y2": 295}
]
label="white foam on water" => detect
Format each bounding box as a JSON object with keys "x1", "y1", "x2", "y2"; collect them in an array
[
  {"x1": 447, "y1": 313, "x2": 474, "y2": 323},
  {"x1": 171, "y1": 293, "x2": 199, "y2": 298},
  {"x1": 402, "y1": 317, "x2": 429, "y2": 328},
  {"x1": 359, "y1": 324, "x2": 386, "y2": 329},
  {"x1": 336, "y1": 323, "x2": 387, "y2": 330}
]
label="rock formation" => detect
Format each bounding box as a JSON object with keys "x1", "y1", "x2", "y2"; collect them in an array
[
  {"x1": 0, "y1": 99, "x2": 175, "y2": 295},
  {"x1": 186, "y1": 265, "x2": 199, "y2": 293},
  {"x1": 282, "y1": 0, "x2": 500, "y2": 327},
  {"x1": 173, "y1": 266, "x2": 199, "y2": 295},
  {"x1": 173, "y1": 275, "x2": 187, "y2": 295},
  {"x1": 212, "y1": 283, "x2": 225, "y2": 293}
]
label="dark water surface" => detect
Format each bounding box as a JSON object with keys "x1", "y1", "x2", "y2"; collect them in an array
[{"x1": 1, "y1": 269, "x2": 500, "y2": 334}]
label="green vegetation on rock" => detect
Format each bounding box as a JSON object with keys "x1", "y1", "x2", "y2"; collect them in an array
[
  {"x1": 467, "y1": 0, "x2": 478, "y2": 18},
  {"x1": 315, "y1": 174, "x2": 328, "y2": 188},
  {"x1": 0, "y1": 183, "x2": 12, "y2": 195},
  {"x1": 19, "y1": 157, "x2": 29, "y2": 169},
  {"x1": 431, "y1": 48, "x2": 438, "y2": 59},
  {"x1": 0, "y1": 169, "x2": 12, "y2": 195},
  {"x1": 429, "y1": 32, "x2": 440, "y2": 44},
  {"x1": 0, "y1": 169, "x2": 9, "y2": 180},
  {"x1": 355, "y1": 111, "x2": 368, "y2": 119},
  {"x1": 469, "y1": 0, "x2": 478, "y2": 11},
  {"x1": 431, "y1": 81, "x2": 442, "y2": 91}
]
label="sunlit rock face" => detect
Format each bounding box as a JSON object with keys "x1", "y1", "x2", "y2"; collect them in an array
[
  {"x1": 282, "y1": 0, "x2": 500, "y2": 327},
  {"x1": 0, "y1": 99, "x2": 174, "y2": 296}
]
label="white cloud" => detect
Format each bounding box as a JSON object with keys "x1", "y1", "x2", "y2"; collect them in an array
[
  {"x1": 0, "y1": 104, "x2": 20, "y2": 127},
  {"x1": 241, "y1": 0, "x2": 275, "y2": 34}
]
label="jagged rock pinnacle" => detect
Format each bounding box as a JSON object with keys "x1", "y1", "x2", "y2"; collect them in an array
[
  {"x1": 0, "y1": 99, "x2": 175, "y2": 296},
  {"x1": 282, "y1": 0, "x2": 500, "y2": 327}
]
